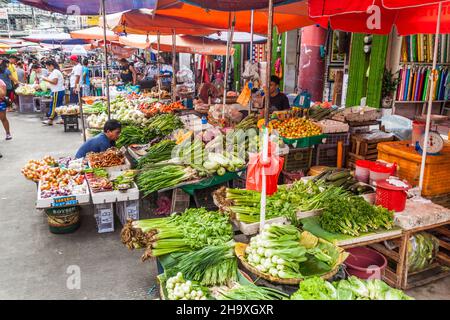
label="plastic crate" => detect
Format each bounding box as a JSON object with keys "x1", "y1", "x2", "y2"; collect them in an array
[
  {"x1": 94, "y1": 203, "x2": 114, "y2": 233},
  {"x1": 18, "y1": 95, "x2": 35, "y2": 113},
  {"x1": 116, "y1": 200, "x2": 140, "y2": 226},
  {"x1": 312, "y1": 143, "x2": 348, "y2": 167},
  {"x1": 62, "y1": 114, "x2": 80, "y2": 132},
  {"x1": 283, "y1": 147, "x2": 313, "y2": 172},
  {"x1": 324, "y1": 132, "x2": 351, "y2": 146},
  {"x1": 170, "y1": 188, "x2": 191, "y2": 214},
  {"x1": 282, "y1": 134, "x2": 327, "y2": 148}
]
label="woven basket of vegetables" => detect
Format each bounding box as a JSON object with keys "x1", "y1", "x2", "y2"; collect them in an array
[{"x1": 234, "y1": 224, "x2": 348, "y2": 285}]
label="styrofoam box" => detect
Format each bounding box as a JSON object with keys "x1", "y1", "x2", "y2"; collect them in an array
[
  {"x1": 94, "y1": 203, "x2": 114, "y2": 233},
  {"x1": 116, "y1": 200, "x2": 140, "y2": 226},
  {"x1": 90, "y1": 181, "x2": 139, "y2": 204},
  {"x1": 36, "y1": 181, "x2": 91, "y2": 209},
  {"x1": 88, "y1": 157, "x2": 131, "y2": 176}
]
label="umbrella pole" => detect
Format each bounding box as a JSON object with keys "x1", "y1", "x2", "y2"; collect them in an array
[
  {"x1": 264, "y1": 0, "x2": 274, "y2": 125},
  {"x1": 157, "y1": 31, "x2": 161, "y2": 100},
  {"x1": 222, "y1": 13, "x2": 235, "y2": 118},
  {"x1": 101, "y1": 0, "x2": 111, "y2": 119},
  {"x1": 419, "y1": 1, "x2": 442, "y2": 193},
  {"x1": 78, "y1": 90, "x2": 86, "y2": 142},
  {"x1": 172, "y1": 29, "x2": 177, "y2": 102}
]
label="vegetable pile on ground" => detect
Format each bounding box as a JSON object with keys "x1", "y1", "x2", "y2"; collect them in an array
[
  {"x1": 163, "y1": 242, "x2": 238, "y2": 287},
  {"x1": 86, "y1": 148, "x2": 125, "y2": 168},
  {"x1": 271, "y1": 117, "x2": 321, "y2": 139},
  {"x1": 291, "y1": 276, "x2": 413, "y2": 300},
  {"x1": 313, "y1": 168, "x2": 374, "y2": 195},
  {"x1": 120, "y1": 208, "x2": 233, "y2": 260},
  {"x1": 244, "y1": 224, "x2": 347, "y2": 280},
  {"x1": 319, "y1": 195, "x2": 395, "y2": 237}
]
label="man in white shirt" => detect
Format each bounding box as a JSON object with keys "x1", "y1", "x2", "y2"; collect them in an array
[{"x1": 66, "y1": 55, "x2": 82, "y2": 104}]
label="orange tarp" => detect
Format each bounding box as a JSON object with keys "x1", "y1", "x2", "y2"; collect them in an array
[
  {"x1": 118, "y1": 34, "x2": 233, "y2": 56},
  {"x1": 71, "y1": 27, "x2": 119, "y2": 41},
  {"x1": 107, "y1": 2, "x2": 314, "y2": 35},
  {"x1": 106, "y1": 9, "x2": 216, "y2": 36}
]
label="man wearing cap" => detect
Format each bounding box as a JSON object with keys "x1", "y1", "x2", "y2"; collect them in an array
[{"x1": 67, "y1": 55, "x2": 82, "y2": 104}]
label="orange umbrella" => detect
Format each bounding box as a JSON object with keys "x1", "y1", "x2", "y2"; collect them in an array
[
  {"x1": 118, "y1": 34, "x2": 232, "y2": 56},
  {"x1": 71, "y1": 27, "x2": 119, "y2": 41}
]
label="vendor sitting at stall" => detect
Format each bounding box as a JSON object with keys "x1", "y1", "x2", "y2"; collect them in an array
[
  {"x1": 75, "y1": 120, "x2": 122, "y2": 159},
  {"x1": 267, "y1": 75, "x2": 290, "y2": 112}
]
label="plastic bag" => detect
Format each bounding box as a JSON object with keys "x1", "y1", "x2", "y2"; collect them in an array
[
  {"x1": 407, "y1": 232, "x2": 439, "y2": 272},
  {"x1": 246, "y1": 141, "x2": 284, "y2": 196}
]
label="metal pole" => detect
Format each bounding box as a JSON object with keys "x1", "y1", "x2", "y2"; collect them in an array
[
  {"x1": 419, "y1": 2, "x2": 442, "y2": 193},
  {"x1": 264, "y1": 0, "x2": 274, "y2": 125},
  {"x1": 172, "y1": 29, "x2": 177, "y2": 102},
  {"x1": 78, "y1": 90, "x2": 86, "y2": 142},
  {"x1": 223, "y1": 13, "x2": 235, "y2": 115},
  {"x1": 101, "y1": 0, "x2": 111, "y2": 119},
  {"x1": 157, "y1": 31, "x2": 161, "y2": 100},
  {"x1": 250, "y1": 10, "x2": 254, "y2": 63}
]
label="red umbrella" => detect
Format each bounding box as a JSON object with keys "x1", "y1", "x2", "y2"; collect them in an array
[
  {"x1": 309, "y1": 0, "x2": 450, "y2": 35},
  {"x1": 308, "y1": 0, "x2": 450, "y2": 194}
]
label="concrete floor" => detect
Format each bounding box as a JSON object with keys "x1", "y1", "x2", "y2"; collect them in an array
[{"x1": 0, "y1": 112, "x2": 449, "y2": 300}]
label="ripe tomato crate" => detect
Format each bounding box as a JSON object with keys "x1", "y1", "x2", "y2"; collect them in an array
[{"x1": 282, "y1": 134, "x2": 328, "y2": 148}]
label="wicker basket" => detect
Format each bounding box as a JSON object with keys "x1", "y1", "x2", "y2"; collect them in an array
[{"x1": 235, "y1": 242, "x2": 344, "y2": 285}]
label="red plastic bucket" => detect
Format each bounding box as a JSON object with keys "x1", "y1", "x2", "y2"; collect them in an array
[
  {"x1": 369, "y1": 163, "x2": 392, "y2": 185},
  {"x1": 355, "y1": 160, "x2": 372, "y2": 183},
  {"x1": 375, "y1": 179, "x2": 410, "y2": 212},
  {"x1": 345, "y1": 247, "x2": 387, "y2": 280}
]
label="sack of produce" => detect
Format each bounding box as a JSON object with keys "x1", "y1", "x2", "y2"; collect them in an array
[{"x1": 407, "y1": 232, "x2": 439, "y2": 273}]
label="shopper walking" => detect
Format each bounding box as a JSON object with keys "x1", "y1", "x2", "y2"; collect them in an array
[
  {"x1": 42, "y1": 60, "x2": 65, "y2": 126},
  {"x1": 0, "y1": 78, "x2": 11, "y2": 141},
  {"x1": 0, "y1": 60, "x2": 15, "y2": 116},
  {"x1": 81, "y1": 58, "x2": 91, "y2": 97},
  {"x1": 67, "y1": 55, "x2": 82, "y2": 104}
]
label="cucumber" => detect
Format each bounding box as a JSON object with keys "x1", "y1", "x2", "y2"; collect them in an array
[
  {"x1": 326, "y1": 171, "x2": 351, "y2": 182},
  {"x1": 332, "y1": 177, "x2": 351, "y2": 187},
  {"x1": 312, "y1": 168, "x2": 334, "y2": 182}
]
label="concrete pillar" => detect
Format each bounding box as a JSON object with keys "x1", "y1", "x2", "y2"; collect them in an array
[
  {"x1": 283, "y1": 30, "x2": 298, "y2": 94},
  {"x1": 298, "y1": 25, "x2": 327, "y2": 102}
]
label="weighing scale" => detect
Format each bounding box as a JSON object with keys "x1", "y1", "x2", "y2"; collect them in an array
[{"x1": 414, "y1": 114, "x2": 447, "y2": 155}]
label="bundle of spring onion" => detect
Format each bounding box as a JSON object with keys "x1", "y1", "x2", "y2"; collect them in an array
[
  {"x1": 165, "y1": 242, "x2": 238, "y2": 286},
  {"x1": 137, "y1": 163, "x2": 197, "y2": 196},
  {"x1": 245, "y1": 224, "x2": 345, "y2": 279},
  {"x1": 147, "y1": 113, "x2": 184, "y2": 135},
  {"x1": 120, "y1": 208, "x2": 233, "y2": 261},
  {"x1": 137, "y1": 140, "x2": 177, "y2": 169},
  {"x1": 165, "y1": 272, "x2": 208, "y2": 300},
  {"x1": 218, "y1": 284, "x2": 289, "y2": 300},
  {"x1": 116, "y1": 125, "x2": 157, "y2": 148}
]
